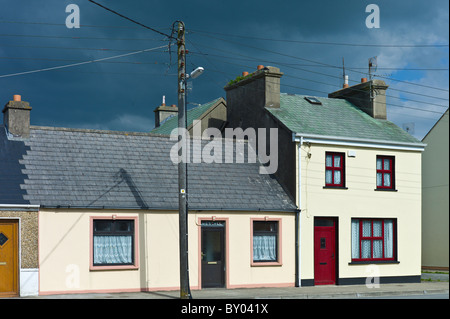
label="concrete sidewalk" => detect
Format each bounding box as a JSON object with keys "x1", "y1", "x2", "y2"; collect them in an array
[{"x1": 20, "y1": 281, "x2": 449, "y2": 299}]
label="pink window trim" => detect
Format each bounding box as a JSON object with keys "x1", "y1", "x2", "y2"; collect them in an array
[
  {"x1": 250, "y1": 217, "x2": 283, "y2": 267},
  {"x1": 89, "y1": 215, "x2": 139, "y2": 271}
]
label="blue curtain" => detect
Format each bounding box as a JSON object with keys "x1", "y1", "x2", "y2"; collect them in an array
[
  {"x1": 253, "y1": 235, "x2": 277, "y2": 261},
  {"x1": 94, "y1": 235, "x2": 132, "y2": 264}
]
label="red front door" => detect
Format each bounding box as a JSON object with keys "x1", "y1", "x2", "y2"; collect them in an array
[{"x1": 314, "y1": 218, "x2": 336, "y2": 285}]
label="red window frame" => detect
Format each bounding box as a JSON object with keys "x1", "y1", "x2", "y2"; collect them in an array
[
  {"x1": 376, "y1": 156, "x2": 394, "y2": 189},
  {"x1": 353, "y1": 218, "x2": 396, "y2": 262},
  {"x1": 325, "y1": 152, "x2": 344, "y2": 187}
]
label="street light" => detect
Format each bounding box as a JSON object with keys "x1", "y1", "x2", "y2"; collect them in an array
[{"x1": 187, "y1": 67, "x2": 204, "y2": 79}]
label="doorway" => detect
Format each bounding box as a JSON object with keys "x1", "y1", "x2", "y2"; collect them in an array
[
  {"x1": 314, "y1": 217, "x2": 337, "y2": 285},
  {"x1": 0, "y1": 219, "x2": 19, "y2": 297},
  {"x1": 201, "y1": 221, "x2": 225, "y2": 288}
]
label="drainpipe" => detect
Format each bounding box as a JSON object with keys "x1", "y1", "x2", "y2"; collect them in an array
[
  {"x1": 295, "y1": 209, "x2": 300, "y2": 287},
  {"x1": 296, "y1": 137, "x2": 303, "y2": 287}
]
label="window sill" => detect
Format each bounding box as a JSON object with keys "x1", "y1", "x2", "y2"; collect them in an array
[
  {"x1": 374, "y1": 188, "x2": 398, "y2": 192},
  {"x1": 323, "y1": 186, "x2": 348, "y2": 190},
  {"x1": 251, "y1": 261, "x2": 282, "y2": 267},
  {"x1": 349, "y1": 261, "x2": 400, "y2": 265},
  {"x1": 90, "y1": 264, "x2": 139, "y2": 271}
]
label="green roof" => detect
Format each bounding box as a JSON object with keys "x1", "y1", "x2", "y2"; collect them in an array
[
  {"x1": 266, "y1": 93, "x2": 422, "y2": 144},
  {"x1": 151, "y1": 98, "x2": 223, "y2": 135}
]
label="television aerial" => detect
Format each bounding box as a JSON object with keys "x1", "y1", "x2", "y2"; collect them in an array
[{"x1": 369, "y1": 56, "x2": 378, "y2": 80}]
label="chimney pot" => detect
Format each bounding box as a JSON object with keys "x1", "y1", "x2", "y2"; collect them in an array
[
  {"x1": 361, "y1": 78, "x2": 367, "y2": 83},
  {"x1": 13, "y1": 95, "x2": 21, "y2": 101},
  {"x1": 257, "y1": 65, "x2": 264, "y2": 70},
  {"x1": 343, "y1": 75, "x2": 349, "y2": 88},
  {"x1": 242, "y1": 71, "x2": 249, "y2": 77}
]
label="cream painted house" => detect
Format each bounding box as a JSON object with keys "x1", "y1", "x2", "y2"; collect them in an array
[
  {"x1": 0, "y1": 96, "x2": 297, "y2": 297},
  {"x1": 421, "y1": 109, "x2": 449, "y2": 270},
  {"x1": 223, "y1": 66, "x2": 426, "y2": 286}
]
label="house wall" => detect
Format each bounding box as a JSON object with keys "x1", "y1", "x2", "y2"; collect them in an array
[
  {"x1": 296, "y1": 143, "x2": 422, "y2": 284},
  {"x1": 422, "y1": 110, "x2": 449, "y2": 269},
  {"x1": 0, "y1": 210, "x2": 39, "y2": 296},
  {"x1": 38, "y1": 209, "x2": 295, "y2": 295}
]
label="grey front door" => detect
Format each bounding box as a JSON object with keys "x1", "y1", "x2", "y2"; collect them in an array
[{"x1": 201, "y1": 221, "x2": 225, "y2": 288}]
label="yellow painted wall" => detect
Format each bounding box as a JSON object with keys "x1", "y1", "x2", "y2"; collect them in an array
[
  {"x1": 296, "y1": 143, "x2": 422, "y2": 281},
  {"x1": 38, "y1": 209, "x2": 295, "y2": 294}
]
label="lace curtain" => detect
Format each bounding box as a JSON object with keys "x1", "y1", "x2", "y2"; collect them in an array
[
  {"x1": 351, "y1": 219, "x2": 394, "y2": 260},
  {"x1": 94, "y1": 235, "x2": 133, "y2": 264},
  {"x1": 253, "y1": 235, "x2": 277, "y2": 261}
]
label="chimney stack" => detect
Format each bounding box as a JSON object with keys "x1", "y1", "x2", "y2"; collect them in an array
[
  {"x1": 224, "y1": 65, "x2": 283, "y2": 129},
  {"x1": 153, "y1": 95, "x2": 178, "y2": 128},
  {"x1": 3, "y1": 94, "x2": 32, "y2": 138},
  {"x1": 329, "y1": 79, "x2": 388, "y2": 120}
]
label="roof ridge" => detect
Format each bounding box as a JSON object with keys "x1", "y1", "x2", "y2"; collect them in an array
[{"x1": 30, "y1": 125, "x2": 167, "y2": 138}]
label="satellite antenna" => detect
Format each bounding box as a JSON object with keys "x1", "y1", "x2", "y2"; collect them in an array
[
  {"x1": 369, "y1": 56, "x2": 378, "y2": 80},
  {"x1": 402, "y1": 122, "x2": 415, "y2": 135}
]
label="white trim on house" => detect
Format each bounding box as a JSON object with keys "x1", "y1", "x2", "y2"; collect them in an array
[{"x1": 292, "y1": 133, "x2": 426, "y2": 152}]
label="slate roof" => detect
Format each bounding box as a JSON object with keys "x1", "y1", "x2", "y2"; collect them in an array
[
  {"x1": 151, "y1": 97, "x2": 224, "y2": 135},
  {"x1": 0, "y1": 125, "x2": 296, "y2": 211},
  {"x1": 266, "y1": 93, "x2": 423, "y2": 145}
]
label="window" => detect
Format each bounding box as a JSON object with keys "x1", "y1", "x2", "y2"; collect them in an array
[
  {"x1": 252, "y1": 221, "x2": 279, "y2": 263},
  {"x1": 92, "y1": 219, "x2": 135, "y2": 266},
  {"x1": 304, "y1": 96, "x2": 322, "y2": 105},
  {"x1": 325, "y1": 152, "x2": 345, "y2": 187},
  {"x1": 351, "y1": 219, "x2": 396, "y2": 262},
  {"x1": 376, "y1": 156, "x2": 395, "y2": 190}
]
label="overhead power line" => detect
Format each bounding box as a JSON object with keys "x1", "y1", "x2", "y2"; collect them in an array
[
  {"x1": 188, "y1": 46, "x2": 449, "y2": 102},
  {"x1": 0, "y1": 19, "x2": 169, "y2": 30},
  {"x1": 87, "y1": 0, "x2": 174, "y2": 39},
  {"x1": 0, "y1": 44, "x2": 168, "y2": 79},
  {"x1": 0, "y1": 43, "x2": 166, "y2": 53},
  {"x1": 188, "y1": 44, "x2": 449, "y2": 115},
  {"x1": 189, "y1": 33, "x2": 450, "y2": 93},
  {"x1": 188, "y1": 40, "x2": 449, "y2": 104},
  {"x1": 0, "y1": 33, "x2": 165, "y2": 41},
  {"x1": 189, "y1": 29, "x2": 449, "y2": 48}
]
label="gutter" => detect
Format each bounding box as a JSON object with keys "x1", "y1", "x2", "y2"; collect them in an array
[
  {"x1": 292, "y1": 132, "x2": 426, "y2": 151},
  {"x1": 0, "y1": 204, "x2": 40, "y2": 211},
  {"x1": 38, "y1": 205, "x2": 298, "y2": 213}
]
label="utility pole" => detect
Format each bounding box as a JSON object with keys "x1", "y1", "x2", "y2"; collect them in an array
[{"x1": 177, "y1": 20, "x2": 191, "y2": 299}]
